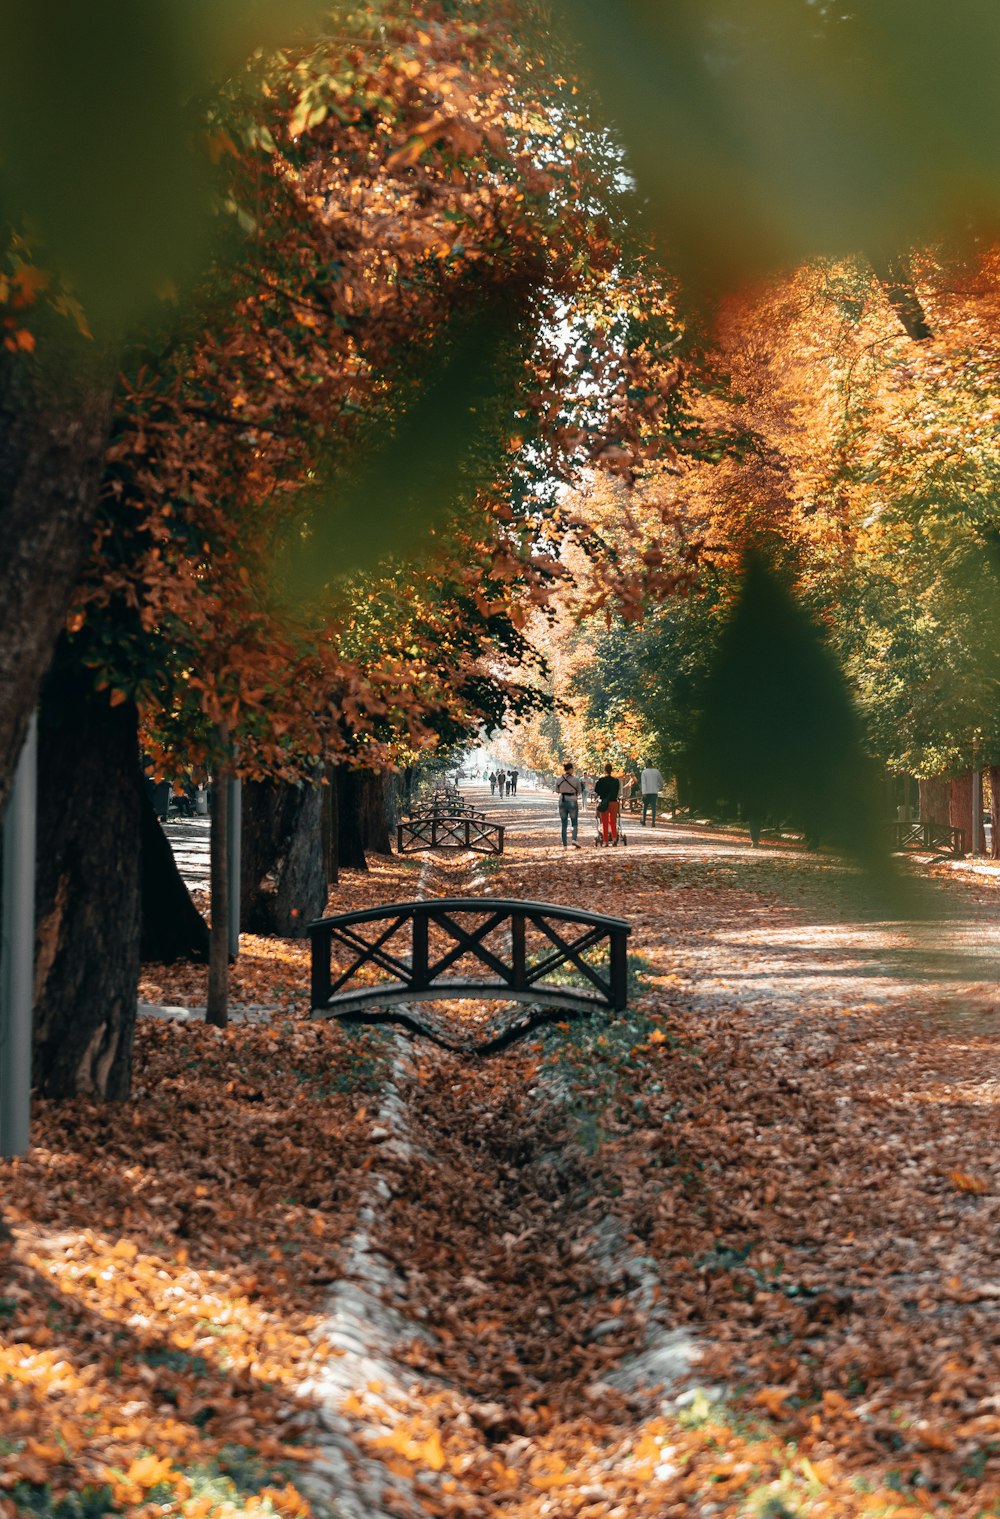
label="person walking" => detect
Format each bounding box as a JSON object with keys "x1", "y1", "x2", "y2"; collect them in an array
[
  {"x1": 556, "y1": 761, "x2": 582, "y2": 847},
  {"x1": 640, "y1": 762, "x2": 665, "y2": 826},
  {"x1": 489, "y1": 770, "x2": 497, "y2": 796},
  {"x1": 496, "y1": 768, "x2": 507, "y2": 798},
  {"x1": 594, "y1": 763, "x2": 621, "y2": 845},
  {"x1": 510, "y1": 769, "x2": 519, "y2": 794}
]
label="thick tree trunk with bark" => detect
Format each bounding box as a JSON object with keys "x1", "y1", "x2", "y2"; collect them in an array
[
  {"x1": 241, "y1": 781, "x2": 300, "y2": 931},
  {"x1": 240, "y1": 779, "x2": 326, "y2": 935},
  {"x1": 140, "y1": 787, "x2": 209, "y2": 963},
  {"x1": 0, "y1": 335, "x2": 117, "y2": 815},
  {"x1": 949, "y1": 771, "x2": 984, "y2": 853},
  {"x1": 918, "y1": 777, "x2": 950, "y2": 827},
  {"x1": 273, "y1": 783, "x2": 325, "y2": 935},
  {"x1": 31, "y1": 662, "x2": 140, "y2": 1100},
  {"x1": 322, "y1": 764, "x2": 339, "y2": 887},
  {"x1": 336, "y1": 767, "x2": 368, "y2": 871},
  {"x1": 360, "y1": 770, "x2": 393, "y2": 855}
]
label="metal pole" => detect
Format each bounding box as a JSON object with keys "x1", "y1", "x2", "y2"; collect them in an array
[
  {"x1": 972, "y1": 753, "x2": 981, "y2": 860},
  {"x1": 1, "y1": 714, "x2": 37, "y2": 1158},
  {"x1": 227, "y1": 774, "x2": 241, "y2": 960}
]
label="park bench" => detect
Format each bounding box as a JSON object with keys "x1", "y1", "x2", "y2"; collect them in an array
[
  {"x1": 309, "y1": 897, "x2": 630, "y2": 1051},
  {"x1": 887, "y1": 820, "x2": 966, "y2": 858},
  {"x1": 397, "y1": 813, "x2": 503, "y2": 854}
]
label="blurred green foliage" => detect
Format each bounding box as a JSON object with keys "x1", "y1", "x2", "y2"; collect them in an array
[
  {"x1": 688, "y1": 554, "x2": 885, "y2": 862},
  {"x1": 554, "y1": 0, "x2": 1000, "y2": 287},
  {"x1": 0, "y1": 0, "x2": 321, "y2": 327}
]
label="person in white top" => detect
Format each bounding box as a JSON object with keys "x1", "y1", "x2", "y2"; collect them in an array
[
  {"x1": 555, "y1": 761, "x2": 583, "y2": 847},
  {"x1": 640, "y1": 764, "x2": 664, "y2": 826}
]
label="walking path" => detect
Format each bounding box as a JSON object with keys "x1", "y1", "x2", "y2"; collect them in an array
[
  {"x1": 303, "y1": 784, "x2": 1000, "y2": 1517},
  {"x1": 14, "y1": 780, "x2": 1000, "y2": 1516}
]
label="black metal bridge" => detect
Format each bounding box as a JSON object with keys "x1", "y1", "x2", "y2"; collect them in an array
[
  {"x1": 309, "y1": 897, "x2": 630, "y2": 1052},
  {"x1": 397, "y1": 814, "x2": 504, "y2": 854}
]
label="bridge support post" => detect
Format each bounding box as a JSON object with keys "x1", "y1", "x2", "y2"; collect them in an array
[
  {"x1": 412, "y1": 909, "x2": 429, "y2": 991},
  {"x1": 511, "y1": 914, "x2": 526, "y2": 992},
  {"x1": 310, "y1": 924, "x2": 332, "y2": 1008},
  {"x1": 610, "y1": 929, "x2": 629, "y2": 1011}
]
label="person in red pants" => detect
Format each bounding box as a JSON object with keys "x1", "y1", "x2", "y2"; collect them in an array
[{"x1": 594, "y1": 763, "x2": 621, "y2": 845}]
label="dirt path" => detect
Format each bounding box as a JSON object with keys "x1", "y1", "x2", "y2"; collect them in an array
[
  {"x1": 7, "y1": 787, "x2": 1000, "y2": 1518},
  {"x1": 330, "y1": 784, "x2": 1000, "y2": 1518}
]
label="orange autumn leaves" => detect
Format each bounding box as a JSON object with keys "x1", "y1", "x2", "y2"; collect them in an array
[{"x1": 68, "y1": 1, "x2": 679, "y2": 784}]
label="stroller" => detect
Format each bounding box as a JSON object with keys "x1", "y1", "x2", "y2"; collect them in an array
[{"x1": 593, "y1": 798, "x2": 627, "y2": 847}]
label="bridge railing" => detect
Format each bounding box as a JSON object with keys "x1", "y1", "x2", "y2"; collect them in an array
[
  {"x1": 309, "y1": 897, "x2": 630, "y2": 1016},
  {"x1": 887, "y1": 820, "x2": 966, "y2": 857},
  {"x1": 407, "y1": 799, "x2": 481, "y2": 819},
  {"x1": 397, "y1": 814, "x2": 503, "y2": 854}
]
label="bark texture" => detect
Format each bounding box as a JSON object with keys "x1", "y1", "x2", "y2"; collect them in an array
[
  {"x1": 0, "y1": 335, "x2": 117, "y2": 815},
  {"x1": 918, "y1": 777, "x2": 950, "y2": 827},
  {"x1": 140, "y1": 788, "x2": 209, "y2": 963},
  {"x1": 321, "y1": 765, "x2": 338, "y2": 887},
  {"x1": 361, "y1": 770, "x2": 393, "y2": 855},
  {"x1": 241, "y1": 779, "x2": 326, "y2": 935},
  {"x1": 336, "y1": 767, "x2": 369, "y2": 871},
  {"x1": 32, "y1": 666, "x2": 140, "y2": 1100},
  {"x1": 949, "y1": 771, "x2": 985, "y2": 854}
]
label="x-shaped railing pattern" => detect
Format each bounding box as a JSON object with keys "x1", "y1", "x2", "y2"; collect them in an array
[
  {"x1": 887, "y1": 820, "x2": 966, "y2": 857},
  {"x1": 309, "y1": 897, "x2": 630, "y2": 1020},
  {"x1": 397, "y1": 814, "x2": 503, "y2": 854}
]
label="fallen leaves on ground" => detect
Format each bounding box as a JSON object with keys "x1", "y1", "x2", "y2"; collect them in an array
[{"x1": 7, "y1": 795, "x2": 1000, "y2": 1515}]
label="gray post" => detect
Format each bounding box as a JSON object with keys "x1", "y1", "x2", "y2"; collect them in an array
[
  {"x1": 227, "y1": 774, "x2": 241, "y2": 959},
  {"x1": 1, "y1": 714, "x2": 38, "y2": 1158}
]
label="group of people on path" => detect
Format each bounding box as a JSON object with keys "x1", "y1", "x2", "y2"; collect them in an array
[
  {"x1": 555, "y1": 761, "x2": 665, "y2": 847},
  {"x1": 487, "y1": 768, "x2": 518, "y2": 797}
]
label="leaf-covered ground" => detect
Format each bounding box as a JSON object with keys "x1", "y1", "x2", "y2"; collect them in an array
[{"x1": 4, "y1": 792, "x2": 1000, "y2": 1516}]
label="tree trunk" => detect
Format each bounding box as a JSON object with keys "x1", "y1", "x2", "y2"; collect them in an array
[
  {"x1": 31, "y1": 660, "x2": 140, "y2": 1100},
  {"x1": 336, "y1": 767, "x2": 368, "y2": 871},
  {"x1": 918, "y1": 776, "x2": 950, "y2": 827},
  {"x1": 240, "y1": 779, "x2": 326, "y2": 935},
  {"x1": 206, "y1": 766, "x2": 229, "y2": 1028},
  {"x1": 322, "y1": 763, "x2": 339, "y2": 887},
  {"x1": 272, "y1": 783, "x2": 325, "y2": 935},
  {"x1": 140, "y1": 785, "x2": 209, "y2": 963},
  {"x1": 948, "y1": 771, "x2": 984, "y2": 853},
  {"x1": 240, "y1": 780, "x2": 300, "y2": 931},
  {"x1": 989, "y1": 766, "x2": 1000, "y2": 861},
  {"x1": 360, "y1": 770, "x2": 392, "y2": 855},
  {"x1": 0, "y1": 334, "x2": 117, "y2": 816}
]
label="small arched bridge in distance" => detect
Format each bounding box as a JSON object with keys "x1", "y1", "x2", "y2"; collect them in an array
[
  {"x1": 396, "y1": 813, "x2": 504, "y2": 855},
  {"x1": 308, "y1": 898, "x2": 630, "y2": 1053}
]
